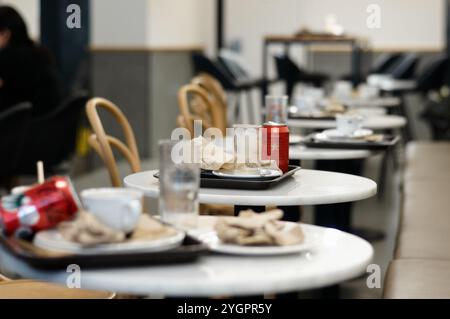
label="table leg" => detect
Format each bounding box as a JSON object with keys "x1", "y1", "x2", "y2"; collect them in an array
[{"x1": 278, "y1": 206, "x2": 302, "y2": 222}]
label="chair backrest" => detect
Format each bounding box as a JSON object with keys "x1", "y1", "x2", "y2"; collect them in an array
[
  {"x1": 86, "y1": 97, "x2": 141, "y2": 187},
  {"x1": 191, "y1": 73, "x2": 227, "y2": 124},
  {"x1": 274, "y1": 54, "x2": 305, "y2": 81},
  {"x1": 218, "y1": 49, "x2": 252, "y2": 82},
  {"x1": 14, "y1": 94, "x2": 89, "y2": 175},
  {"x1": 0, "y1": 102, "x2": 32, "y2": 177},
  {"x1": 387, "y1": 53, "x2": 419, "y2": 79},
  {"x1": 177, "y1": 84, "x2": 226, "y2": 137},
  {"x1": 191, "y1": 53, "x2": 235, "y2": 90},
  {"x1": 415, "y1": 55, "x2": 449, "y2": 93},
  {"x1": 370, "y1": 53, "x2": 403, "y2": 74}
]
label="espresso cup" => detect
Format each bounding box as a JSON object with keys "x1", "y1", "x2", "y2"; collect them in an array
[
  {"x1": 80, "y1": 188, "x2": 143, "y2": 233},
  {"x1": 358, "y1": 84, "x2": 379, "y2": 99},
  {"x1": 335, "y1": 114, "x2": 363, "y2": 136},
  {"x1": 333, "y1": 81, "x2": 353, "y2": 99}
]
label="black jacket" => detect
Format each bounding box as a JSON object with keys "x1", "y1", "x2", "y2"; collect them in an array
[{"x1": 0, "y1": 44, "x2": 63, "y2": 116}]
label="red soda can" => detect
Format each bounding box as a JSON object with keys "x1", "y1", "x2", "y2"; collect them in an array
[
  {"x1": 0, "y1": 176, "x2": 80, "y2": 237},
  {"x1": 262, "y1": 122, "x2": 290, "y2": 173}
]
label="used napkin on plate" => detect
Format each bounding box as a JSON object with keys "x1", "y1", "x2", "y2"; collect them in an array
[
  {"x1": 190, "y1": 136, "x2": 281, "y2": 173},
  {"x1": 58, "y1": 211, "x2": 125, "y2": 246},
  {"x1": 215, "y1": 209, "x2": 304, "y2": 246},
  {"x1": 58, "y1": 212, "x2": 177, "y2": 246},
  {"x1": 193, "y1": 136, "x2": 235, "y2": 171}
]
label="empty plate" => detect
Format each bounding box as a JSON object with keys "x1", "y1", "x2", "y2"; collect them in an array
[
  {"x1": 317, "y1": 128, "x2": 373, "y2": 140},
  {"x1": 212, "y1": 168, "x2": 282, "y2": 179}
]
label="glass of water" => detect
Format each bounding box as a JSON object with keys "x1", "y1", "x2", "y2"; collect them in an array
[
  {"x1": 265, "y1": 95, "x2": 288, "y2": 124},
  {"x1": 158, "y1": 140, "x2": 200, "y2": 230}
]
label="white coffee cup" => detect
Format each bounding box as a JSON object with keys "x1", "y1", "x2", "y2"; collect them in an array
[
  {"x1": 333, "y1": 81, "x2": 353, "y2": 100},
  {"x1": 358, "y1": 84, "x2": 379, "y2": 99},
  {"x1": 80, "y1": 188, "x2": 143, "y2": 233},
  {"x1": 335, "y1": 114, "x2": 363, "y2": 136},
  {"x1": 294, "y1": 96, "x2": 316, "y2": 114}
]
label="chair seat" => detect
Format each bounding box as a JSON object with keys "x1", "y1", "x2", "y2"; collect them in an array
[
  {"x1": 0, "y1": 280, "x2": 115, "y2": 299},
  {"x1": 384, "y1": 259, "x2": 450, "y2": 299}
]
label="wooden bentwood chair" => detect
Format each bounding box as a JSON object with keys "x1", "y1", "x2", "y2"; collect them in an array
[
  {"x1": 177, "y1": 78, "x2": 234, "y2": 216},
  {"x1": 0, "y1": 273, "x2": 114, "y2": 299},
  {"x1": 86, "y1": 97, "x2": 141, "y2": 187},
  {"x1": 177, "y1": 84, "x2": 227, "y2": 136}
]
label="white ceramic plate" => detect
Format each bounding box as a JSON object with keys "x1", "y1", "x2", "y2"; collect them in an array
[
  {"x1": 212, "y1": 168, "x2": 282, "y2": 179},
  {"x1": 33, "y1": 229, "x2": 185, "y2": 255},
  {"x1": 317, "y1": 128, "x2": 373, "y2": 140},
  {"x1": 190, "y1": 222, "x2": 319, "y2": 256}
]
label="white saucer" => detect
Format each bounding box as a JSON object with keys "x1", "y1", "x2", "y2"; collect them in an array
[
  {"x1": 318, "y1": 128, "x2": 373, "y2": 140},
  {"x1": 289, "y1": 134, "x2": 304, "y2": 144},
  {"x1": 212, "y1": 168, "x2": 282, "y2": 179},
  {"x1": 190, "y1": 222, "x2": 319, "y2": 256}
]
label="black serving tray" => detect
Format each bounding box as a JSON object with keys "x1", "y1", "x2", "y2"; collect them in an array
[
  {"x1": 302, "y1": 134, "x2": 399, "y2": 151},
  {"x1": 199, "y1": 166, "x2": 300, "y2": 190},
  {"x1": 0, "y1": 234, "x2": 209, "y2": 269},
  {"x1": 153, "y1": 166, "x2": 301, "y2": 190},
  {"x1": 288, "y1": 113, "x2": 335, "y2": 120}
]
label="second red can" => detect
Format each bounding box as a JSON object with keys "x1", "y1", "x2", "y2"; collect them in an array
[{"x1": 261, "y1": 122, "x2": 290, "y2": 173}]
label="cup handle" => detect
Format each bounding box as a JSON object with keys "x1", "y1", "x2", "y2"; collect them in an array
[{"x1": 123, "y1": 200, "x2": 142, "y2": 230}]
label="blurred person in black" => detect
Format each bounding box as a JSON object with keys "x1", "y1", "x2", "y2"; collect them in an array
[{"x1": 0, "y1": 6, "x2": 63, "y2": 116}]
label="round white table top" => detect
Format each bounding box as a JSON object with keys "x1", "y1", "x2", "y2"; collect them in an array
[
  {"x1": 290, "y1": 145, "x2": 374, "y2": 160},
  {"x1": 124, "y1": 169, "x2": 377, "y2": 206},
  {"x1": 0, "y1": 217, "x2": 374, "y2": 296},
  {"x1": 288, "y1": 115, "x2": 406, "y2": 130}
]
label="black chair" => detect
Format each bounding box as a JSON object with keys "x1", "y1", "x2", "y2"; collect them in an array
[
  {"x1": 14, "y1": 94, "x2": 89, "y2": 175},
  {"x1": 273, "y1": 54, "x2": 329, "y2": 98},
  {"x1": 415, "y1": 55, "x2": 449, "y2": 94},
  {"x1": 386, "y1": 53, "x2": 419, "y2": 80},
  {"x1": 341, "y1": 52, "x2": 403, "y2": 82},
  {"x1": 369, "y1": 53, "x2": 404, "y2": 75},
  {"x1": 192, "y1": 53, "x2": 266, "y2": 91},
  {"x1": 192, "y1": 53, "x2": 265, "y2": 123},
  {"x1": 0, "y1": 103, "x2": 32, "y2": 190}
]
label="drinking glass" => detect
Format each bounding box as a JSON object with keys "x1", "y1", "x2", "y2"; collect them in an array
[
  {"x1": 265, "y1": 95, "x2": 288, "y2": 124},
  {"x1": 159, "y1": 140, "x2": 200, "y2": 230}
]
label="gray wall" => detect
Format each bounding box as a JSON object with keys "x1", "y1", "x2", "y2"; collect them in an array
[{"x1": 90, "y1": 49, "x2": 197, "y2": 163}]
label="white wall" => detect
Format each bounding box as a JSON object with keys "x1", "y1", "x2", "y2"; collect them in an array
[
  {"x1": 0, "y1": 0, "x2": 39, "y2": 40},
  {"x1": 91, "y1": 0, "x2": 214, "y2": 49},
  {"x1": 90, "y1": 0, "x2": 149, "y2": 47},
  {"x1": 148, "y1": 0, "x2": 214, "y2": 49},
  {"x1": 225, "y1": 0, "x2": 445, "y2": 76}
]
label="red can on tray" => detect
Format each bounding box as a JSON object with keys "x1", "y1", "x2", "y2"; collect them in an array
[
  {"x1": 0, "y1": 176, "x2": 80, "y2": 237},
  {"x1": 262, "y1": 122, "x2": 290, "y2": 173}
]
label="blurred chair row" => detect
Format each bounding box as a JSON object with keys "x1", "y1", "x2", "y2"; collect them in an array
[
  {"x1": 191, "y1": 51, "x2": 330, "y2": 124},
  {"x1": 0, "y1": 93, "x2": 89, "y2": 191}
]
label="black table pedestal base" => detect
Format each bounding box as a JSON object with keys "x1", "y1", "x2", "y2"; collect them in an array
[{"x1": 349, "y1": 227, "x2": 385, "y2": 242}]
